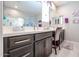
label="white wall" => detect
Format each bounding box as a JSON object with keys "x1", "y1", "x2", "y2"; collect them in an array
[
  {"x1": 57, "y1": 2, "x2": 79, "y2": 42},
  {"x1": 0, "y1": 1, "x2": 3, "y2": 57}
]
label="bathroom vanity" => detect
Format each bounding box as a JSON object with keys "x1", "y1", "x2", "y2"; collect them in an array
[
  {"x1": 3, "y1": 28, "x2": 65, "y2": 57},
  {"x1": 3, "y1": 29, "x2": 55, "y2": 57}
]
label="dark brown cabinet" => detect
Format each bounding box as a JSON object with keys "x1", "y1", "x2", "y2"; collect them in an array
[
  {"x1": 9, "y1": 44, "x2": 33, "y2": 57},
  {"x1": 35, "y1": 32, "x2": 52, "y2": 57},
  {"x1": 35, "y1": 37, "x2": 52, "y2": 57},
  {"x1": 3, "y1": 34, "x2": 34, "y2": 57},
  {"x1": 35, "y1": 40, "x2": 45, "y2": 57},
  {"x1": 35, "y1": 32, "x2": 52, "y2": 41},
  {"x1": 45, "y1": 37, "x2": 52, "y2": 56},
  {"x1": 9, "y1": 35, "x2": 34, "y2": 49},
  {"x1": 58, "y1": 30, "x2": 65, "y2": 44},
  {"x1": 3, "y1": 31, "x2": 53, "y2": 57}
]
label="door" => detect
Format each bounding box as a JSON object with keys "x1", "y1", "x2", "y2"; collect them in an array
[
  {"x1": 45, "y1": 37, "x2": 52, "y2": 56},
  {"x1": 35, "y1": 40, "x2": 45, "y2": 57}
]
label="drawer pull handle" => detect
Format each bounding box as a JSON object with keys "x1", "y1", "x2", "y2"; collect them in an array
[
  {"x1": 15, "y1": 39, "x2": 31, "y2": 44},
  {"x1": 22, "y1": 52, "x2": 31, "y2": 57}
]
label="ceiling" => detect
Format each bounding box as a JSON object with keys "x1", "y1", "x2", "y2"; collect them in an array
[
  {"x1": 3, "y1": 1, "x2": 42, "y2": 15},
  {"x1": 53, "y1": 1, "x2": 70, "y2": 7},
  {"x1": 53, "y1": 1, "x2": 79, "y2": 7},
  {"x1": 3, "y1": 1, "x2": 72, "y2": 15}
]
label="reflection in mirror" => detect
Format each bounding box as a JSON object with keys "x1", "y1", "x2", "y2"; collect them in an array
[
  {"x1": 51, "y1": 16, "x2": 63, "y2": 28},
  {"x1": 3, "y1": 1, "x2": 42, "y2": 31}
]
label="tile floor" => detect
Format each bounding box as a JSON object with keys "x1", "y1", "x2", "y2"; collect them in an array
[{"x1": 49, "y1": 40, "x2": 79, "y2": 57}]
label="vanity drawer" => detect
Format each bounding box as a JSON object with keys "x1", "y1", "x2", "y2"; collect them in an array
[
  {"x1": 35, "y1": 32, "x2": 52, "y2": 41},
  {"x1": 22, "y1": 51, "x2": 33, "y2": 57},
  {"x1": 9, "y1": 35, "x2": 34, "y2": 49},
  {"x1": 9, "y1": 44, "x2": 33, "y2": 57}
]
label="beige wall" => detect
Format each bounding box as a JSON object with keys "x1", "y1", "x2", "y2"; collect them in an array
[{"x1": 57, "y1": 2, "x2": 79, "y2": 42}]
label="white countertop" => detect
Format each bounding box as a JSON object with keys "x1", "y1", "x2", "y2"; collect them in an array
[
  {"x1": 3, "y1": 27, "x2": 56, "y2": 37},
  {"x1": 3, "y1": 26, "x2": 65, "y2": 37}
]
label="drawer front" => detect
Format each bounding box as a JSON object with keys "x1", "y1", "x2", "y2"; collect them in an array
[
  {"x1": 9, "y1": 35, "x2": 34, "y2": 49},
  {"x1": 9, "y1": 44, "x2": 33, "y2": 57},
  {"x1": 22, "y1": 51, "x2": 33, "y2": 57},
  {"x1": 35, "y1": 32, "x2": 52, "y2": 41}
]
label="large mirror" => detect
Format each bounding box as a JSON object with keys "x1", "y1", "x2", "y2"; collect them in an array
[
  {"x1": 3, "y1": 1, "x2": 58, "y2": 31},
  {"x1": 3, "y1": 1, "x2": 42, "y2": 30}
]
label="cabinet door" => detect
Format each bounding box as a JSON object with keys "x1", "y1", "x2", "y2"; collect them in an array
[
  {"x1": 60, "y1": 30, "x2": 65, "y2": 43},
  {"x1": 62, "y1": 30, "x2": 65, "y2": 41},
  {"x1": 45, "y1": 37, "x2": 52, "y2": 56},
  {"x1": 35, "y1": 40, "x2": 45, "y2": 57}
]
